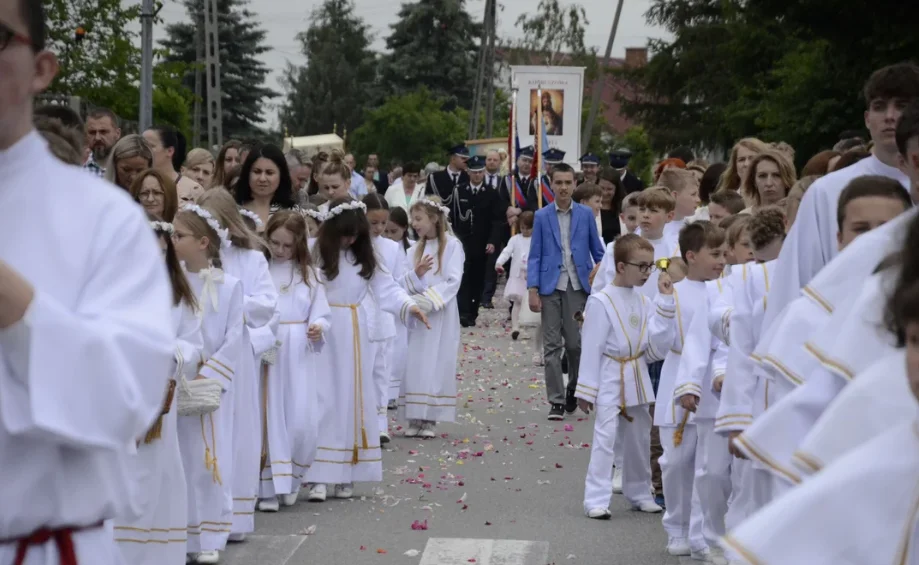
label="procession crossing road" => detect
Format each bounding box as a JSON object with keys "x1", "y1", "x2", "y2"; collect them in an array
[{"x1": 222, "y1": 299, "x2": 690, "y2": 565}]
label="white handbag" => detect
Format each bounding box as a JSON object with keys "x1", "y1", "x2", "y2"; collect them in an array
[
  {"x1": 176, "y1": 347, "x2": 222, "y2": 417},
  {"x1": 518, "y1": 301, "x2": 541, "y2": 327}
]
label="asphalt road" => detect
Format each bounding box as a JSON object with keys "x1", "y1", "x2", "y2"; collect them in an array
[{"x1": 222, "y1": 300, "x2": 692, "y2": 565}]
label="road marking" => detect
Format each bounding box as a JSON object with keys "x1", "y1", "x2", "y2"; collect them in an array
[{"x1": 419, "y1": 538, "x2": 550, "y2": 565}]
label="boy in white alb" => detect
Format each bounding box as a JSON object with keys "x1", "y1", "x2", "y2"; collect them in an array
[
  {"x1": 736, "y1": 176, "x2": 912, "y2": 501},
  {"x1": 654, "y1": 221, "x2": 727, "y2": 559},
  {"x1": 576, "y1": 235, "x2": 676, "y2": 520},
  {"x1": 721, "y1": 233, "x2": 919, "y2": 565},
  {"x1": 713, "y1": 207, "x2": 785, "y2": 547},
  {"x1": 658, "y1": 168, "x2": 701, "y2": 242}
]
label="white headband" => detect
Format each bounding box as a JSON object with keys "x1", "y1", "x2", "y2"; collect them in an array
[
  {"x1": 181, "y1": 204, "x2": 231, "y2": 249},
  {"x1": 325, "y1": 200, "x2": 367, "y2": 220},
  {"x1": 415, "y1": 197, "x2": 450, "y2": 217},
  {"x1": 239, "y1": 208, "x2": 263, "y2": 229},
  {"x1": 303, "y1": 208, "x2": 325, "y2": 222},
  {"x1": 149, "y1": 221, "x2": 174, "y2": 235}
]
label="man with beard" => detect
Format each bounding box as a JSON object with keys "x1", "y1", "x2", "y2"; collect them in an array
[{"x1": 83, "y1": 107, "x2": 120, "y2": 176}]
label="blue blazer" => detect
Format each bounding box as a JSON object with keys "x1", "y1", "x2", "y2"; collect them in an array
[{"x1": 527, "y1": 202, "x2": 606, "y2": 295}]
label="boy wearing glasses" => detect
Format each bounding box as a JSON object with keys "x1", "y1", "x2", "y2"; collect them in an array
[
  {"x1": 653, "y1": 221, "x2": 727, "y2": 559},
  {"x1": 576, "y1": 234, "x2": 675, "y2": 520}
]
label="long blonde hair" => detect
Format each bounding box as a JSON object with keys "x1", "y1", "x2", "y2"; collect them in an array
[
  {"x1": 716, "y1": 137, "x2": 770, "y2": 195},
  {"x1": 104, "y1": 134, "x2": 153, "y2": 188},
  {"x1": 410, "y1": 199, "x2": 449, "y2": 275},
  {"x1": 742, "y1": 151, "x2": 797, "y2": 208},
  {"x1": 174, "y1": 209, "x2": 224, "y2": 269},
  {"x1": 197, "y1": 188, "x2": 263, "y2": 250}
]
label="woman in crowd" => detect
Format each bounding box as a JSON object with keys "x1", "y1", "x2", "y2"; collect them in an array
[
  {"x1": 182, "y1": 148, "x2": 216, "y2": 189},
  {"x1": 716, "y1": 137, "x2": 770, "y2": 205},
  {"x1": 104, "y1": 134, "x2": 153, "y2": 191},
  {"x1": 235, "y1": 143, "x2": 298, "y2": 228},
  {"x1": 213, "y1": 139, "x2": 242, "y2": 189},
  {"x1": 596, "y1": 166, "x2": 625, "y2": 244},
  {"x1": 741, "y1": 151, "x2": 797, "y2": 213},
  {"x1": 130, "y1": 169, "x2": 178, "y2": 222}
]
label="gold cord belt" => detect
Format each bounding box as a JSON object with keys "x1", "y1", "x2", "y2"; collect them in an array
[
  {"x1": 330, "y1": 303, "x2": 368, "y2": 464},
  {"x1": 603, "y1": 353, "x2": 644, "y2": 422}
]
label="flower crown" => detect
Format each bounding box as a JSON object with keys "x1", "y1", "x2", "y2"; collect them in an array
[
  {"x1": 239, "y1": 208, "x2": 263, "y2": 229},
  {"x1": 325, "y1": 200, "x2": 367, "y2": 220},
  {"x1": 415, "y1": 197, "x2": 450, "y2": 217},
  {"x1": 149, "y1": 220, "x2": 174, "y2": 235},
  {"x1": 303, "y1": 208, "x2": 325, "y2": 222},
  {"x1": 181, "y1": 203, "x2": 231, "y2": 249}
]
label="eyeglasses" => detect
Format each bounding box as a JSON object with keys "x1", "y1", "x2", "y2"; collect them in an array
[
  {"x1": 0, "y1": 20, "x2": 33, "y2": 52},
  {"x1": 139, "y1": 189, "x2": 165, "y2": 201},
  {"x1": 624, "y1": 262, "x2": 657, "y2": 274}
]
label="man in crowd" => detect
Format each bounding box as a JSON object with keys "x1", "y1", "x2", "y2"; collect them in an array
[
  {"x1": 527, "y1": 163, "x2": 605, "y2": 420},
  {"x1": 0, "y1": 1, "x2": 175, "y2": 561},
  {"x1": 579, "y1": 153, "x2": 600, "y2": 184},
  {"x1": 610, "y1": 148, "x2": 644, "y2": 194},
  {"x1": 83, "y1": 107, "x2": 120, "y2": 176},
  {"x1": 343, "y1": 152, "x2": 368, "y2": 198},
  {"x1": 482, "y1": 148, "x2": 508, "y2": 309},
  {"x1": 285, "y1": 148, "x2": 311, "y2": 194},
  {"x1": 426, "y1": 143, "x2": 470, "y2": 198}
]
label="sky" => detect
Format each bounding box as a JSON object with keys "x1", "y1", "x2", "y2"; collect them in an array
[{"x1": 153, "y1": 0, "x2": 668, "y2": 129}]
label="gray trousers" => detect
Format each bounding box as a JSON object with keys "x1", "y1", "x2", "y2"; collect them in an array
[{"x1": 540, "y1": 282, "x2": 588, "y2": 405}]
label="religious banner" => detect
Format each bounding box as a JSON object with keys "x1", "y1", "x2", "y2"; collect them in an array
[{"x1": 510, "y1": 65, "x2": 585, "y2": 166}]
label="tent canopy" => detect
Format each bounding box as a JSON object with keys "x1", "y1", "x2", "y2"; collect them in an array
[{"x1": 282, "y1": 133, "x2": 345, "y2": 157}]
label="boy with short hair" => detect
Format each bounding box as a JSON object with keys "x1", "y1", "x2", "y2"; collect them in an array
[
  {"x1": 729, "y1": 174, "x2": 913, "y2": 513},
  {"x1": 659, "y1": 168, "x2": 702, "y2": 240},
  {"x1": 593, "y1": 188, "x2": 680, "y2": 296},
  {"x1": 620, "y1": 192, "x2": 641, "y2": 234},
  {"x1": 708, "y1": 191, "x2": 746, "y2": 224},
  {"x1": 653, "y1": 221, "x2": 727, "y2": 559},
  {"x1": 573, "y1": 182, "x2": 604, "y2": 244},
  {"x1": 723, "y1": 215, "x2": 754, "y2": 269},
  {"x1": 576, "y1": 234, "x2": 675, "y2": 519}
]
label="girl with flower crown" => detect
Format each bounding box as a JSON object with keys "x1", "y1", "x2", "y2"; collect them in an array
[
  {"x1": 114, "y1": 216, "x2": 204, "y2": 565},
  {"x1": 398, "y1": 198, "x2": 465, "y2": 438},
  {"x1": 197, "y1": 188, "x2": 280, "y2": 537},
  {"x1": 304, "y1": 197, "x2": 429, "y2": 502},
  {"x1": 172, "y1": 205, "x2": 245, "y2": 565},
  {"x1": 258, "y1": 211, "x2": 331, "y2": 511}
]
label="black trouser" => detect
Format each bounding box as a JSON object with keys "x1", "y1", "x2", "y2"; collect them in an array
[
  {"x1": 482, "y1": 251, "x2": 500, "y2": 304},
  {"x1": 458, "y1": 245, "x2": 487, "y2": 323}
]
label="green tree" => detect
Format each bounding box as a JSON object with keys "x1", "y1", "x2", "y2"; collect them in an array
[
  {"x1": 618, "y1": 0, "x2": 919, "y2": 162},
  {"x1": 617, "y1": 126, "x2": 654, "y2": 185},
  {"x1": 160, "y1": 0, "x2": 277, "y2": 141},
  {"x1": 349, "y1": 88, "x2": 468, "y2": 166},
  {"x1": 502, "y1": 0, "x2": 598, "y2": 82},
  {"x1": 278, "y1": 0, "x2": 377, "y2": 137},
  {"x1": 45, "y1": 0, "x2": 141, "y2": 108},
  {"x1": 380, "y1": 0, "x2": 482, "y2": 110}
]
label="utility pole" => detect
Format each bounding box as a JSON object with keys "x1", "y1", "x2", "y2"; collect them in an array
[
  {"x1": 581, "y1": 0, "x2": 625, "y2": 152},
  {"x1": 468, "y1": 0, "x2": 493, "y2": 139},
  {"x1": 483, "y1": 0, "x2": 497, "y2": 137},
  {"x1": 138, "y1": 0, "x2": 154, "y2": 131},
  {"x1": 204, "y1": 0, "x2": 224, "y2": 148},
  {"x1": 193, "y1": 18, "x2": 203, "y2": 147}
]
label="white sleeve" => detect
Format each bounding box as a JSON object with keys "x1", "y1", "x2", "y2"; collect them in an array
[
  {"x1": 307, "y1": 275, "x2": 332, "y2": 335},
  {"x1": 645, "y1": 294, "x2": 677, "y2": 362},
  {"x1": 573, "y1": 297, "x2": 609, "y2": 404},
  {"x1": 176, "y1": 303, "x2": 204, "y2": 383},
  {"x1": 673, "y1": 296, "x2": 712, "y2": 400},
  {"x1": 591, "y1": 243, "x2": 617, "y2": 294},
  {"x1": 244, "y1": 252, "x2": 280, "y2": 357},
  {"x1": 715, "y1": 279, "x2": 757, "y2": 434},
  {"x1": 418, "y1": 239, "x2": 465, "y2": 312},
  {"x1": 198, "y1": 283, "x2": 245, "y2": 392},
  {"x1": 495, "y1": 235, "x2": 515, "y2": 267},
  {"x1": 0, "y1": 213, "x2": 174, "y2": 449}
]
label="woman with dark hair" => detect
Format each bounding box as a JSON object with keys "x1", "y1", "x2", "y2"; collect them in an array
[
  {"x1": 235, "y1": 143, "x2": 297, "y2": 227},
  {"x1": 143, "y1": 124, "x2": 204, "y2": 204},
  {"x1": 306, "y1": 151, "x2": 330, "y2": 196},
  {"x1": 596, "y1": 166, "x2": 624, "y2": 244},
  {"x1": 688, "y1": 162, "x2": 728, "y2": 221},
  {"x1": 304, "y1": 198, "x2": 428, "y2": 502}
]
